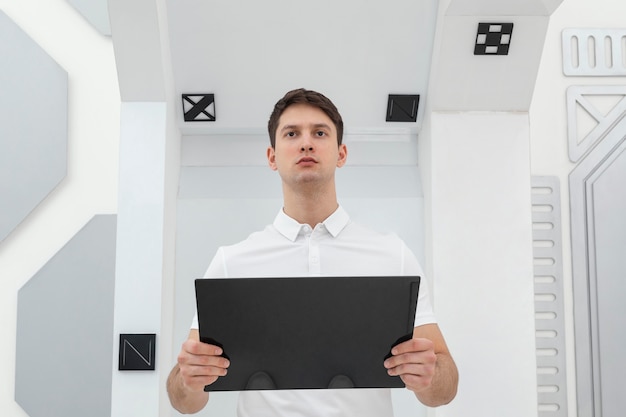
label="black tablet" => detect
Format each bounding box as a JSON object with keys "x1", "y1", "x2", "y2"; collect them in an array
[{"x1": 195, "y1": 275, "x2": 420, "y2": 391}]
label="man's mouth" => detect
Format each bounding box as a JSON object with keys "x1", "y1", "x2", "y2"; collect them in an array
[{"x1": 297, "y1": 157, "x2": 317, "y2": 164}]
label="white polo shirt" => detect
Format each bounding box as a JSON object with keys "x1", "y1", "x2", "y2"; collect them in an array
[{"x1": 194, "y1": 206, "x2": 436, "y2": 417}]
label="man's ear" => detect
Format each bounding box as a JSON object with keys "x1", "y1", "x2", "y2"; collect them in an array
[
  {"x1": 267, "y1": 146, "x2": 278, "y2": 171},
  {"x1": 336, "y1": 144, "x2": 348, "y2": 168}
]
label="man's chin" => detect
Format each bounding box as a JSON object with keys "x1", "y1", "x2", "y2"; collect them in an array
[{"x1": 283, "y1": 174, "x2": 330, "y2": 188}]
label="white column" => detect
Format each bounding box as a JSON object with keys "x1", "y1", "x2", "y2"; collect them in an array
[
  {"x1": 428, "y1": 112, "x2": 537, "y2": 417},
  {"x1": 112, "y1": 102, "x2": 172, "y2": 417}
]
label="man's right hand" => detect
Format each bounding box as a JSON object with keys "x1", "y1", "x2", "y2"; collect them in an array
[
  {"x1": 167, "y1": 329, "x2": 230, "y2": 413},
  {"x1": 177, "y1": 330, "x2": 231, "y2": 392}
]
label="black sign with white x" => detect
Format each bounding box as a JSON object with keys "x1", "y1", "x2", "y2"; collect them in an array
[{"x1": 182, "y1": 94, "x2": 216, "y2": 122}]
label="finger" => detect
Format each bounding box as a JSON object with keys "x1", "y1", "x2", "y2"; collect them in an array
[
  {"x1": 387, "y1": 360, "x2": 435, "y2": 377},
  {"x1": 391, "y1": 337, "x2": 433, "y2": 356},
  {"x1": 399, "y1": 373, "x2": 434, "y2": 393},
  {"x1": 185, "y1": 363, "x2": 229, "y2": 378},
  {"x1": 182, "y1": 372, "x2": 222, "y2": 391},
  {"x1": 183, "y1": 339, "x2": 224, "y2": 356},
  {"x1": 180, "y1": 363, "x2": 229, "y2": 391},
  {"x1": 179, "y1": 352, "x2": 230, "y2": 369},
  {"x1": 385, "y1": 349, "x2": 436, "y2": 368}
]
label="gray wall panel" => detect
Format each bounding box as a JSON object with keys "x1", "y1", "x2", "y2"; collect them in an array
[
  {"x1": 15, "y1": 215, "x2": 116, "y2": 417},
  {"x1": 591, "y1": 145, "x2": 626, "y2": 417},
  {"x1": 66, "y1": 0, "x2": 111, "y2": 36},
  {"x1": 570, "y1": 106, "x2": 626, "y2": 417},
  {"x1": 0, "y1": 11, "x2": 68, "y2": 243}
]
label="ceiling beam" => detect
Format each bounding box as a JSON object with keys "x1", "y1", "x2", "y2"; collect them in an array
[{"x1": 108, "y1": 0, "x2": 167, "y2": 101}]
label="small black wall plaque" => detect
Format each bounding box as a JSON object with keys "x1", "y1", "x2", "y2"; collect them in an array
[
  {"x1": 182, "y1": 94, "x2": 216, "y2": 121},
  {"x1": 474, "y1": 23, "x2": 514, "y2": 55},
  {"x1": 386, "y1": 94, "x2": 420, "y2": 122},
  {"x1": 119, "y1": 334, "x2": 156, "y2": 371}
]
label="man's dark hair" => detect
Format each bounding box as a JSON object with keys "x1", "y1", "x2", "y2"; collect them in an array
[{"x1": 267, "y1": 88, "x2": 344, "y2": 148}]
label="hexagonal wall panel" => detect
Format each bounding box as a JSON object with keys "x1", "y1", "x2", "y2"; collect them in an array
[
  {"x1": 0, "y1": 11, "x2": 68, "y2": 243},
  {"x1": 15, "y1": 215, "x2": 116, "y2": 417},
  {"x1": 66, "y1": 0, "x2": 111, "y2": 36}
]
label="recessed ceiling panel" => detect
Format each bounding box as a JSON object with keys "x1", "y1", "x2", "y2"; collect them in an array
[{"x1": 166, "y1": 0, "x2": 438, "y2": 132}]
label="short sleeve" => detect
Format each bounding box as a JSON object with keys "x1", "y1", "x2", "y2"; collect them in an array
[
  {"x1": 401, "y1": 241, "x2": 437, "y2": 327},
  {"x1": 190, "y1": 248, "x2": 226, "y2": 329}
]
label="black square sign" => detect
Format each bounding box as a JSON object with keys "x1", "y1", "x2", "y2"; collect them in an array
[
  {"x1": 474, "y1": 23, "x2": 514, "y2": 55},
  {"x1": 119, "y1": 334, "x2": 156, "y2": 371},
  {"x1": 386, "y1": 94, "x2": 420, "y2": 122},
  {"x1": 182, "y1": 94, "x2": 216, "y2": 121}
]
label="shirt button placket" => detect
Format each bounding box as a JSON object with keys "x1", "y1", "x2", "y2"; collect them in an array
[{"x1": 309, "y1": 230, "x2": 321, "y2": 276}]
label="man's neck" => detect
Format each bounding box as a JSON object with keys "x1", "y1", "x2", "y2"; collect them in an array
[{"x1": 282, "y1": 185, "x2": 339, "y2": 228}]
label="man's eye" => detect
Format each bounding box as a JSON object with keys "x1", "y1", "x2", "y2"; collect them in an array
[
  {"x1": 316, "y1": 131, "x2": 326, "y2": 137},
  {"x1": 286, "y1": 131, "x2": 296, "y2": 137}
]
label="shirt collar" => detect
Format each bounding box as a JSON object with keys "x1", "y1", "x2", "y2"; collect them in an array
[
  {"x1": 273, "y1": 205, "x2": 350, "y2": 241},
  {"x1": 323, "y1": 205, "x2": 350, "y2": 237}
]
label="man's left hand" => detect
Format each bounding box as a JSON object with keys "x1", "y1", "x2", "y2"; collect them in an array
[{"x1": 383, "y1": 337, "x2": 437, "y2": 393}]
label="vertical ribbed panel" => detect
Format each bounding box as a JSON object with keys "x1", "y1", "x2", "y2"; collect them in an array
[{"x1": 531, "y1": 176, "x2": 568, "y2": 416}]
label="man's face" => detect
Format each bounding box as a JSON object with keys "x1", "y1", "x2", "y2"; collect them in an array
[{"x1": 267, "y1": 103, "x2": 347, "y2": 189}]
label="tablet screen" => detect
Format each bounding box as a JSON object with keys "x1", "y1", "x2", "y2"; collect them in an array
[{"x1": 195, "y1": 275, "x2": 420, "y2": 391}]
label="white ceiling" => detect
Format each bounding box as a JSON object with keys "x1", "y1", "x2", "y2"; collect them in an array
[
  {"x1": 166, "y1": 0, "x2": 438, "y2": 133},
  {"x1": 103, "y1": 0, "x2": 564, "y2": 134}
]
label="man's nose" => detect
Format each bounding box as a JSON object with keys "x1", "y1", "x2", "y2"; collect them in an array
[{"x1": 300, "y1": 134, "x2": 314, "y2": 151}]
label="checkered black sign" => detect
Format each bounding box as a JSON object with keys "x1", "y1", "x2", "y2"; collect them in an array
[{"x1": 474, "y1": 23, "x2": 514, "y2": 55}]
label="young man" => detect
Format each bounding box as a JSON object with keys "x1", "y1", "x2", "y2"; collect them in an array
[{"x1": 167, "y1": 89, "x2": 458, "y2": 415}]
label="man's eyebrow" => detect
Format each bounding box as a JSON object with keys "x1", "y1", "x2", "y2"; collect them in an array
[
  {"x1": 280, "y1": 124, "x2": 299, "y2": 132},
  {"x1": 279, "y1": 123, "x2": 332, "y2": 132},
  {"x1": 312, "y1": 123, "x2": 332, "y2": 130}
]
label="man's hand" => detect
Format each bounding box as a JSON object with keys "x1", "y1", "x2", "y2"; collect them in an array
[
  {"x1": 383, "y1": 324, "x2": 458, "y2": 407},
  {"x1": 383, "y1": 337, "x2": 437, "y2": 393},
  {"x1": 177, "y1": 338, "x2": 231, "y2": 392},
  {"x1": 167, "y1": 330, "x2": 230, "y2": 414}
]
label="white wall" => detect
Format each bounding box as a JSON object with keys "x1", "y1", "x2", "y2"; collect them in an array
[
  {"x1": 529, "y1": 0, "x2": 626, "y2": 415},
  {"x1": 2, "y1": 0, "x2": 626, "y2": 416},
  {"x1": 427, "y1": 113, "x2": 536, "y2": 417},
  {"x1": 0, "y1": 0, "x2": 119, "y2": 416},
  {"x1": 418, "y1": 1, "x2": 626, "y2": 416}
]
